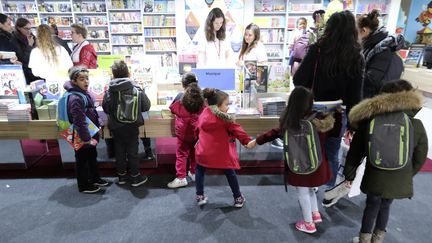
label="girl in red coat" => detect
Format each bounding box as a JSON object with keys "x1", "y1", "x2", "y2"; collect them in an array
[
  {"x1": 250, "y1": 87, "x2": 333, "y2": 233},
  {"x1": 195, "y1": 88, "x2": 253, "y2": 207},
  {"x1": 168, "y1": 73, "x2": 204, "y2": 188}
]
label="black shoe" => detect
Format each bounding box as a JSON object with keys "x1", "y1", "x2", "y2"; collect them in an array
[
  {"x1": 131, "y1": 175, "x2": 148, "y2": 187},
  {"x1": 117, "y1": 174, "x2": 128, "y2": 185},
  {"x1": 79, "y1": 185, "x2": 101, "y2": 194},
  {"x1": 92, "y1": 178, "x2": 110, "y2": 187},
  {"x1": 142, "y1": 149, "x2": 155, "y2": 161},
  {"x1": 322, "y1": 198, "x2": 337, "y2": 208}
]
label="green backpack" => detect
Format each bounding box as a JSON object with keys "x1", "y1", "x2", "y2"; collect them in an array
[
  {"x1": 368, "y1": 112, "x2": 414, "y2": 170},
  {"x1": 114, "y1": 87, "x2": 140, "y2": 124}
]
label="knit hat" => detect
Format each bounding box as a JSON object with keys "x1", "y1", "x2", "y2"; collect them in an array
[{"x1": 68, "y1": 66, "x2": 88, "y2": 81}]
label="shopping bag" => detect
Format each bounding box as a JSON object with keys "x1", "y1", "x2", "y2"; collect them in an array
[{"x1": 348, "y1": 158, "x2": 366, "y2": 197}]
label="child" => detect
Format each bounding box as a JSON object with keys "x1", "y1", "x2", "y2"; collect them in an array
[
  {"x1": 102, "y1": 60, "x2": 151, "y2": 187},
  {"x1": 344, "y1": 80, "x2": 428, "y2": 243},
  {"x1": 65, "y1": 66, "x2": 109, "y2": 193},
  {"x1": 289, "y1": 17, "x2": 310, "y2": 76},
  {"x1": 195, "y1": 88, "x2": 253, "y2": 207},
  {"x1": 167, "y1": 73, "x2": 204, "y2": 188},
  {"x1": 250, "y1": 87, "x2": 333, "y2": 233}
]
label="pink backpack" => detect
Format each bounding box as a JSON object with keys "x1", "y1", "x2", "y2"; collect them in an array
[{"x1": 292, "y1": 32, "x2": 310, "y2": 60}]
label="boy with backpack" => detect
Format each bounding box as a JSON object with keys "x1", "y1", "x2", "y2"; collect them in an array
[
  {"x1": 289, "y1": 17, "x2": 311, "y2": 76},
  {"x1": 61, "y1": 66, "x2": 109, "y2": 193},
  {"x1": 102, "y1": 60, "x2": 151, "y2": 187},
  {"x1": 344, "y1": 80, "x2": 428, "y2": 243}
]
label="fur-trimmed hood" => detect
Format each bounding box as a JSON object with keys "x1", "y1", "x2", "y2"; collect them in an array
[
  {"x1": 311, "y1": 114, "x2": 335, "y2": 133},
  {"x1": 349, "y1": 90, "x2": 423, "y2": 128},
  {"x1": 210, "y1": 105, "x2": 234, "y2": 123}
]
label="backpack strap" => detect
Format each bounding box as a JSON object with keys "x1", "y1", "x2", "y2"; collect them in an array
[{"x1": 69, "y1": 91, "x2": 89, "y2": 111}]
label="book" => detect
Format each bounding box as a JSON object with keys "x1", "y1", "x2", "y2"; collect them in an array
[
  {"x1": 256, "y1": 65, "x2": 268, "y2": 93},
  {"x1": 59, "y1": 116, "x2": 99, "y2": 151},
  {"x1": 313, "y1": 100, "x2": 343, "y2": 113},
  {"x1": 268, "y1": 62, "x2": 289, "y2": 92}
]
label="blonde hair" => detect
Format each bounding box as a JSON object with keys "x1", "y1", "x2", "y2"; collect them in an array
[{"x1": 36, "y1": 24, "x2": 59, "y2": 65}]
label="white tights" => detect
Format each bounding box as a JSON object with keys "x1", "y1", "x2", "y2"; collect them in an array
[{"x1": 296, "y1": 186, "x2": 319, "y2": 223}]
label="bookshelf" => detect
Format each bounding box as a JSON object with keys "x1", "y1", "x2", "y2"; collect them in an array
[
  {"x1": 107, "y1": 0, "x2": 144, "y2": 55},
  {"x1": 253, "y1": 0, "x2": 290, "y2": 63},
  {"x1": 142, "y1": 0, "x2": 176, "y2": 54}
]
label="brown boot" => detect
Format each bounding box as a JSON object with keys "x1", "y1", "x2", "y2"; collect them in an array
[
  {"x1": 372, "y1": 229, "x2": 386, "y2": 243},
  {"x1": 353, "y1": 233, "x2": 372, "y2": 243}
]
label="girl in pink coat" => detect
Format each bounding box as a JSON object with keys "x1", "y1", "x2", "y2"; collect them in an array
[
  {"x1": 195, "y1": 88, "x2": 253, "y2": 207},
  {"x1": 168, "y1": 73, "x2": 204, "y2": 188}
]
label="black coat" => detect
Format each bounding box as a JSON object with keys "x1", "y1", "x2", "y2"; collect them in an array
[
  {"x1": 293, "y1": 44, "x2": 363, "y2": 122},
  {"x1": 0, "y1": 29, "x2": 19, "y2": 64},
  {"x1": 53, "y1": 35, "x2": 72, "y2": 55},
  {"x1": 362, "y1": 27, "x2": 404, "y2": 98},
  {"x1": 12, "y1": 30, "x2": 39, "y2": 83}
]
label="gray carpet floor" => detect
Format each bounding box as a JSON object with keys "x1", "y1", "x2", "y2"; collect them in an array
[{"x1": 0, "y1": 173, "x2": 431, "y2": 243}]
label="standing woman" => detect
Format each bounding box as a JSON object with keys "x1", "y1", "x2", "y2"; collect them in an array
[
  {"x1": 12, "y1": 17, "x2": 39, "y2": 83},
  {"x1": 197, "y1": 7, "x2": 233, "y2": 68},
  {"x1": 358, "y1": 10, "x2": 405, "y2": 99},
  {"x1": 28, "y1": 24, "x2": 73, "y2": 81},
  {"x1": 237, "y1": 23, "x2": 267, "y2": 66},
  {"x1": 293, "y1": 11, "x2": 364, "y2": 207}
]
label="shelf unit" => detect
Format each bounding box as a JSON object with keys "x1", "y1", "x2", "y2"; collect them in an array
[
  {"x1": 142, "y1": 0, "x2": 176, "y2": 53},
  {"x1": 107, "y1": 0, "x2": 144, "y2": 55}
]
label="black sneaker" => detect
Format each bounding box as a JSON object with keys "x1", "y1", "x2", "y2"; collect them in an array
[
  {"x1": 79, "y1": 185, "x2": 101, "y2": 194},
  {"x1": 92, "y1": 178, "x2": 110, "y2": 187},
  {"x1": 142, "y1": 149, "x2": 155, "y2": 161},
  {"x1": 322, "y1": 198, "x2": 337, "y2": 208},
  {"x1": 131, "y1": 175, "x2": 148, "y2": 187},
  {"x1": 117, "y1": 174, "x2": 128, "y2": 185}
]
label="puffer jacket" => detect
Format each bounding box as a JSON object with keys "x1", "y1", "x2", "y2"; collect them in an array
[
  {"x1": 169, "y1": 95, "x2": 203, "y2": 143},
  {"x1": 102, "y1": 78, "x2": 151, "y2": 130},
  {"x1": 362, "y1": 27, "x2": 405, "y2": 98},
  {"x1": 344, "y1": 90, "x2": 428, "y2": 199},
  {"x1": 63, "y1": 81, "x2": 100, "y2": 143}
]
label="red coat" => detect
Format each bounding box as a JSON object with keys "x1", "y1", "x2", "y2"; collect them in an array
[
  {"x1": 195, "y1": 106, "x2": 251, "y2": 169},
  {"x1": 73, "y1": 43, "x2": 97, "y2": 69},
  {"x1": 256, "y1": 127, "x2": 331, "y2": 187},
  {"x1": 169, "y1": 100, "x2": 202, "y2": 143}
]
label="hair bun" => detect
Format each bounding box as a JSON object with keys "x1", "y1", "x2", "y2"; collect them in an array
[
  {"x1": 203, "y1": 88, "x2": 216, "y2": 99},
  {"x1": 368, "y1": 9, "x2": 380, "y2": 20}
]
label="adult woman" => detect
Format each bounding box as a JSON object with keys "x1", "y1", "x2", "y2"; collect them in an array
[
  {"x1": 29, "y1": 24, "x2": 73, "y2": 81},
  {"x1": 197, "y1": 8, "x2": 233, "y2": 68},
  {"x1": 0, "y1": 14, "x2": 21, "y2": 65},
  {"x1": 358, "y1": 9, "x2": 405, "y2": 98},
  {"x1": 293, "y1": 11, "x2": 364, "y2": 207},
  {"x1": 70, "y1": 24, "x2": 97, "y2": 68},
  {"x1": 12, "y1": 17, "x2": 38, "y2": 83},
  {"x1": 237, "y1": 23, "x2": 267, "y2": 66}
]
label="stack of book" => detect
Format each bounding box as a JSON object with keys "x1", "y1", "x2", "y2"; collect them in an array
[
  {"x1": 0, "y1": 100, "x2": 17, "y2": 121},
  {"x1": 7, "y1": 104, "x2": 32, "y2": 121},
  {"x1": 257, "y1": 97, "x2": 286, "y2": 116}
]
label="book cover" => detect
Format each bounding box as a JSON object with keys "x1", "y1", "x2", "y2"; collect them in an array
[
  {"x1": 256, "y1": 65, "x2": 268, "y2": 93},
  {"x1": 59, "y1": 116, "x2": 99, "y2": 151},
  {"x1": 268, "y1": 62, "x2": 289, "y2": 92}
]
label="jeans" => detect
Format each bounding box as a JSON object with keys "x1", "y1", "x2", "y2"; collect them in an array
[
  {"x1": 113, "y1": 125, "x2": 140, "y2": 176},
  {"x1": 195, "y1": 164, "x2": 241, "y2": 198},
  {"x1": 361, "y1": 194, "x2": 393, "y2": 233},
  {"x1": 75, "y1": 146, "x2": 100, "y2": 189},
  {"x1": 296, "y1": 187, "x2": 319, "y2": 223},
  {"x1": 325, "y1": 111, "x2": 347, "y2": 188}
]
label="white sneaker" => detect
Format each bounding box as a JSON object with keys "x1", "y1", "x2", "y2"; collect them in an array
[
  {"x1": 188, "y1": 171, "x2": 195, "y2": 182},
  {"x1": 167, "y1": 178, "x2": 188, "y2": 188}
]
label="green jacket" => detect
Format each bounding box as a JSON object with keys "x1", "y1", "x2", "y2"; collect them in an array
[{"x1": 344, "y1": 90, "x2": 428, "y2": 199}]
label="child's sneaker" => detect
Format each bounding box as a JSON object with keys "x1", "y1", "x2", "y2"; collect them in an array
[
  {"x1": 131, "y1": 175, "x2": 148, "y2": 187},
  {"x1": 295, "y1": 220, "x2": 317, "y2": 234},
  {"x1": 196, "y1": 195, "x2": 208, "y2": 206},
  {"x1": 312, "y1": 212, "x2": 322, "y2": 223},
  {"x1": 79, "y1": 185, "x2": 101, "y2": 194},
  {"x1": 92, "y1": 178, "x2": 110, "y2": 187},
  {"x1": 167, "y1": 178, "x2": 188, "y2": 188},
  {"x1": 188, "y1": 171, "x2": 195, "y2": 182},
  {"x1": 234, "y1": 195, "x2": 246, "y2": 208},
  {"x1": 117, "y1": 173, "x2": 128, "y2": 185}
]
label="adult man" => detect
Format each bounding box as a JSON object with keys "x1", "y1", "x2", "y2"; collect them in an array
[{"x1": 70, "y1": 24, "x2": 97, "y2": 68}]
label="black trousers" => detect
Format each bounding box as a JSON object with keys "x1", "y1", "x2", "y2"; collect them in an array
[
  {"x1": 75, "y1": 146, "x2": 100, "y2": 189},
  {"x1": 361, "y1": 194, "x2": 394, "y2": 233},
  {"x1": 112, "y1": 125, "x2": 140, "y2": 176}
]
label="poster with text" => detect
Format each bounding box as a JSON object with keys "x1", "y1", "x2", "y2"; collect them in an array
[{"x1": 0, "y1": 65, "x2": 26, "y2": 96}]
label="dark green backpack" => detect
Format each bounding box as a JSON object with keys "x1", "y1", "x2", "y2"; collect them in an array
[
  {"x1": 283, "y1": 120, "x2": 322, "y2": 175},
  {"x1": 368, "y1": 112, "x2": 413, "y2": 170}
]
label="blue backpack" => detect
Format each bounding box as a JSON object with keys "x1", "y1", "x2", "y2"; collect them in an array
[{"x1": 57, "y1": 91, "x2": 88, "y2": 131}]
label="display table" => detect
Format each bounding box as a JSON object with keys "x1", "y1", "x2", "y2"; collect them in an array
[
  {"x1": 402, "y1": 67, "x2": 432, "y2": 95},
  {"x1": 0, "y1": 117, "x2": 279, "y2": 139}
]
